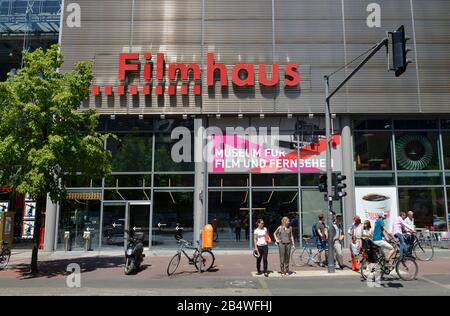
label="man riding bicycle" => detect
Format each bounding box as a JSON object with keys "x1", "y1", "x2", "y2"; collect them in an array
[
  {"x1": 373, "y1": 212, "x2": 396, "y2": 264},
  {"x1": 392, "y1": 212, "x2": 415, "y2": 259}
]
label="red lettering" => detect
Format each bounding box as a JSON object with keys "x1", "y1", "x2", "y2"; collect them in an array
[
  {"x1": 118, "y1": 53, "x2": 139, "y2": 81},
  {"x1": 259, "y1": 64, "x2": 279, "y2": 86},
  {"x1": 207, "y1": 53, "x2": 228, "y2": 87},
  {"x1": 284, "y1": 63, "x2": 301, "y2": 86},
  {"x1": 143, "y1": 53, "x2": 152, "y2": 81},
  {"x1": 232, "y1": 64, "x2": 255, "y2": 87},
  {"x1": 157, "y1": 53, "x2": 165, "y2": 81},
  {"x1": 168, "y1": 64, "x2": 201, "y2": 81}
]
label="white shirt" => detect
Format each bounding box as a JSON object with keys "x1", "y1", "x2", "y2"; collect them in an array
[
  {"x1": 404, "y1": 217, "x2": 415, "y2": 232},
  {"x1": 254, "y1": 227, "x2": 268, "y2": 246}
]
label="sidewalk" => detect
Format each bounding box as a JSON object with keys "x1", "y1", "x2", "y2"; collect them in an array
[{"x1": 4, "y1": 248, "x2": 450, "y2": 280}]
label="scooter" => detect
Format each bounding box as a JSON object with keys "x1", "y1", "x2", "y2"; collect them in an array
[{"x1": 124, "y1": 229, "x2": 145, "y2": 275}]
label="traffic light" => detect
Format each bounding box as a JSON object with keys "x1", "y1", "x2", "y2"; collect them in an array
[
  {"x1": 318, "y1": 174, "x2": 327, "y2": 192},
  {"x1": 390, "y1": 25, "x2": 412, "y2": 77},
  {"x1": 334, "y1": 174, "x2": 347, "y2": 200}
]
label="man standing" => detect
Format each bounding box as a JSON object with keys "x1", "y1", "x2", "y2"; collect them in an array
[
  {"x1": 331, "y1": 215, "x2": 345, "y2": 269},
  {"x1": 315, "y1": 214, "x2": 328, "y2": 267}
]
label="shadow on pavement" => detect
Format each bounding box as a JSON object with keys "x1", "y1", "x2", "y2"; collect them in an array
[{"x1": 13, "y1": 256, "x2": 126, "y2": 280}]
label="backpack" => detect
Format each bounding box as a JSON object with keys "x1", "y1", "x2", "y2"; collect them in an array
[{"x1": 311, "y1": 223, "x2": 318, "y2": 239}]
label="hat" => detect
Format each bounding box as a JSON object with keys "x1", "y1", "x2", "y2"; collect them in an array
[
  {"x1": 378, "y1": 211, "x2": 385, "y2": 219},
  {"x1": 252, "y1": 250, "x2": 260, "y2": 258}
]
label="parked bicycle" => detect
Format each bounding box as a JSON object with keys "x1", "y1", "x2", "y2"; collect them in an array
[
  {"x1": 0, "y1": 241, "x2": 11, "y2": 270},
  {"x1": 360, "y1": 237, "x2": 418, "y2": 282},
  {"x1": 291, "y1": 237, "x2": 325, "y2": 267},
  {"x1": 167, "y1": 236, "x2": 215, "y2": 276}
]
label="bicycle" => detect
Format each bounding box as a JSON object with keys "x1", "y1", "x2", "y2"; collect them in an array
[
  {"x1": 360, "y1": 238, "x2": 418, "y2": 282},
  {"x1": 167, "y1": 238, "x2": 215, "y2": 276},
  {"x1": 0, "y1": 241, "x2": 11, "y2": 270},
  {"x1": 291, "y1": 237, "x2": 325, "y2": 267},
  {"x1": 407, "y1": 232, "x2": 434, "y2": 261}
]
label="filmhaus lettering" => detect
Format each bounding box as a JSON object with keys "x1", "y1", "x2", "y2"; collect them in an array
[{"x1": 91, "y1": 52, "x2": 300, "y2": 96}]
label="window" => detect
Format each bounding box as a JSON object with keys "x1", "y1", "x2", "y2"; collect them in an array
[
  {"x1": 355, "y1": 172, "x2": 395, "y2": 186},
  {"x1": 107, "y1": 134, "x2": 152, "y2": 172},
  {"x1": 154, "y1": 134, "x2": 194, "y2": 171},
  {"x1": 252, "y1": 174, "x2": 298, "y2": 186},
  {"x1": 394, "y1": 119, "x2": 438, "y2": 130},
  {"x1": 395, "y1": 132, "x2": 440, "y2": 171},
  {"x1": 398, "y1": 188, "x2": 447, "y2": 231},
  {"x1": 443, "y1": 132, "x2": 450, "y2": 170},
  {"x1": 354, "y1": 132, "x2": 392, "y2": 170},
  {"x1": 354, "y1": 119, "x2": 391, "y2": 130},
  {"x1": 209, "y1": 174, "x2": 249, "y2": 187}
]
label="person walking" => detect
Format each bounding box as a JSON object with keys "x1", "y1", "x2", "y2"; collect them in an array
[
  {"x1": 274, "y1": 217, "x2": 296, "y2": 275},
  {"x1": 234, "y1": 217, "x2": 242, "y2": 242},
  {"x1": 254, "y1": 219, "x2": 270, "y2": 277},
  {"x1": 331, "y1": 215, "x2": 344, "y2": 269}
]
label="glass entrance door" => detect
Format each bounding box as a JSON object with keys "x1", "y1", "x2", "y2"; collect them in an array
[
  {"x1": 127, "y1": 202, "x2": 151, "y2": 247},
  {"x1": 102, "y1": 202, "x2": 127, "y2": 249}
]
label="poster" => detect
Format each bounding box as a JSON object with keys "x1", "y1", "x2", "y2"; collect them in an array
[
  {"x1": 22, "y1": 221, "x2": 35, "y2": 239},
  {"x1": 208, "y1": 133, "x2": 341, "y2": 173},
  {"x1": 355, "y1": 187, "x2": 399, "y2": 231},
  {"x1": 0, "y1": 202, "x2": 8, "y2": 215},
  {"x1": 24, "y1": 202, "x2": 36, "y2": 219}
]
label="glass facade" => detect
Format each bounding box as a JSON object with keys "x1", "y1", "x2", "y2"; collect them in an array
[
  {"x1": 0, "y1": 0, "x2": 61, "y2": 80},
  {"x1": 354, "y1": 118, "x2": 450, "y2": 231},
  {"x1": 55, "y1": 115, "x2": 344, "y2": 250}
]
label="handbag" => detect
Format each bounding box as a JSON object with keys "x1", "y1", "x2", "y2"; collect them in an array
[{"x1": 264, "y1": 229, "x2": 272, "y2": 244}]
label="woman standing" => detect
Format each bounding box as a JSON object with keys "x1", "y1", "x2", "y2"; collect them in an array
[
  {"x1": 362, "y1": 220, "x2": 373, "y2": 238},
  {"x1": 253, "y1": 219, "x2": 270, "y2": 277},
  {"x1": 274, "y1": 217, "x2": 296, "y2": 275}
]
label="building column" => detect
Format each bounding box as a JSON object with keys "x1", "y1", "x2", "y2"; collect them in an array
[
  {"x1": 340, "y1": 116, "x2": 356, "y2": 245},
  {"x1": 193, "y1": 118, "x2": 206, "y2": 243},
  {"x1": 43, "y1": 194, "x2": 57, "y2": 252}
]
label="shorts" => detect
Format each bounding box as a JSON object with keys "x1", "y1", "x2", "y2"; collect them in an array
[
  {"x1": 317, "y1": 240, "x2": 328, "y2": 250},
  {"x1": 373, "y1": 240, "x2": 394, "y2": 250}
]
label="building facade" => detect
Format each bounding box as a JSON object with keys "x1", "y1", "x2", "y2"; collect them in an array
[
  {"x1": 3, "y1": 1, "x2": 449, "y2": 251},
  {"x1": 0, "y1": 0, "x2": 61, "y2": 247}
]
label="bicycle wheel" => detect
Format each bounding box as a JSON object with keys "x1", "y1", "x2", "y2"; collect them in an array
[
  {"x1": 396, "y1": 257, "x2": 418, "y2": 281},
  {"x1": 291, "y1": 247, "x2": 310, "y2": 267},
  {"x1": 414, "y1": 240, "x2": 434, "y2": 261},
  {"x1": 0, "y1": 249, "x2": 11, "y2": 269},
  {"x1": 167, "y1": 253, "x2": 181, "y2": 276},
  {"x1": 195, "y1": 250, "x2": 215, "y2": 272}
]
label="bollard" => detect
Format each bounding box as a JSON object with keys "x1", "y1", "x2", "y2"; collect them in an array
[
  {"x1": 64, "y1": 231, "x2": 70, "y2": 252},
  {"x1": 83, "y1": 231, "x2": 92, "y2": 251}
]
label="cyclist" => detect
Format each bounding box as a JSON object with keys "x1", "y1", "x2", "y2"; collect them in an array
[
  {"x1": 393, "y1": 212, "x2": 416, "y2": 259},
  {"x1": 373, "y1": 212, "x2": 396, "y2": 264}
]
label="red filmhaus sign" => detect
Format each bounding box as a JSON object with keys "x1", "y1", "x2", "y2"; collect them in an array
[{"x1": 91, "y1": 52, "x2": 301, "y2": 96}]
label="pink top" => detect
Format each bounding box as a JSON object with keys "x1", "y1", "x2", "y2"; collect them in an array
[{"x1": 393, "y1": 216, "x2": 410, "y2": 235}]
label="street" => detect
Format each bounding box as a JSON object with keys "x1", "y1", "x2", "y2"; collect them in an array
[{"x1": 1, "y1": 249, "x2": 449, "y2": 296}]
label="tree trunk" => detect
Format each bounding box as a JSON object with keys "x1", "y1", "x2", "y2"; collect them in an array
[{"x1": 30, "y1": 196, "x2": 46, "y2": 274}]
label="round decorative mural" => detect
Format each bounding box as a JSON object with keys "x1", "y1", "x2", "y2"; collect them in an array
[{"x1": 396, "y1": 134, "x2": 433, "y2": 170}]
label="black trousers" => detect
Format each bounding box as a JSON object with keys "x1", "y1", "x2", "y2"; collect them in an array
[{"x1": 257, "y1": 245, "x2": 269, "y2": 273}]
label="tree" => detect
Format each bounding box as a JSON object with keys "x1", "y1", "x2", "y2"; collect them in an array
[{"x1": 0, "y1": 44, "x2": 113, "y2": 273}]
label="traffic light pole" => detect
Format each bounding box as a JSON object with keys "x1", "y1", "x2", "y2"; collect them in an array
[
  {"x1": 324, "y1": 37, "x2": 389, "y2": 274},
  {"x1": 324, "y1": 76, "x2": 335, "y2": 274}
]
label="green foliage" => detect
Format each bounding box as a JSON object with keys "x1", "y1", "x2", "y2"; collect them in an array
[{"x1": 0, "y1": 44, "x2": 113, "y2": 202}]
